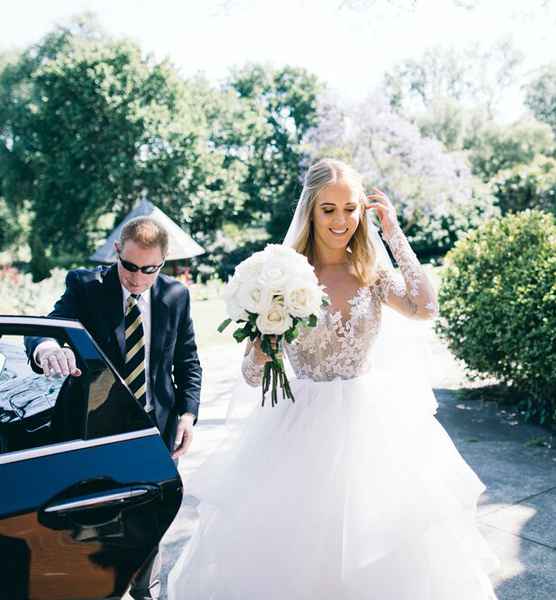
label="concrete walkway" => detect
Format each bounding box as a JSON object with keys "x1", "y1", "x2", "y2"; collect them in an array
[{"x1": 159, "y1": 325, "x2": 556, "y2": 599}]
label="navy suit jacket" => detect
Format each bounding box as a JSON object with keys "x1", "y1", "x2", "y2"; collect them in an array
[{"x1": 25, "y1": 265, "x2": 202, "y2": 450}]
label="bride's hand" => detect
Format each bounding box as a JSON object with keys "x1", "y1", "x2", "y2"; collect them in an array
[{"x1": 365, "y1": 188, "x2": 399, "y2": 237}]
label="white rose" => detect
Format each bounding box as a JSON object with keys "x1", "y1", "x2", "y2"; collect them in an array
[
  {"x1": 222, "y1": 275, "x2": 248, "y2": 321},
  {"x1": 298, "y1": 263, "x2": 319, "y2": 286},
  {"x1": 222, "y1": 273, "x2": 241, "y2": 299},
  {"x1": 274, "y1": 245, "x2": 319, "y2": 285},
  {"x1": 225, "y1": 295, "x2": 248, "y2": 321},
  {"x1": 256, "y1": 301, "x2": 293, "y2": 335},
  {"x1": 258, "y1": 256, "x2": 290, "y2": 292},
  {"x1": 238, "y1": 281, "x2": 274, "y2": 314},
  {"x1": 264, "y1": 244, "x2": 298, "y2": 261},
  {"x1": 297, "y1": 258, "x2": 319, "y2": 282},
  {"x1": 284, "y1": 279, "x2": 324, "y2": 318},
  {"x1": 235, "y1": 252, "x2": 265, "y2": 282}
]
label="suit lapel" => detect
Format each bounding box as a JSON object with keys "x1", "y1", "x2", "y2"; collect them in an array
[
  {"x1": 101, "y1": 265, "x2": 125, "y2": 362},
  {"x1": 149, "y1": 276, "x2": 170, "y2": 374}
]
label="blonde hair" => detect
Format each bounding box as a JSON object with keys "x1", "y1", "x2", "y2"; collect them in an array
[
  {"x1": 292, "y1": 158, "x2": 377, "y2": 285},
  {"x1": 120, "y1": 216, "x2": 169, "y2": 257}
]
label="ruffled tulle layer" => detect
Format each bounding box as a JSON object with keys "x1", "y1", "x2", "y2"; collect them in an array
[{"x1": 168, "y1": 371, "x2": 499, "y2": 600}]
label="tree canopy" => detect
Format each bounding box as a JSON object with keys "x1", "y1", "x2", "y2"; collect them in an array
[
  {"x1": 225, "y1": 64, "x2": 321, "y2": 241},
  {"x1": 1, "y1": 12, "x2": 553, "y2": 280},
  {"x1": 525, "y1": 62, "x2": 556, "y2": 135},
  {"x1": 383, "y1": 39, "x2": 523, "y2": 119},
  {"x1": 0, "y1": 17, "x2": 245, "y2": 278},
  {"x1": 0, "y1": 16, "x2": 322, "y2": 279}
]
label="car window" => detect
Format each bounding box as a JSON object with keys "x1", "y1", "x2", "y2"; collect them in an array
[
  {"x1": 64, "y1": 328, "x2": 154, "y2": 441},
  {"x1": 82, "y1": 355, "x2": 154, "y2": 441},
  {"x1": 0, "y1": 336, "x2": 66, "y2": 453},
  {"x1": 0, "y1": 327, "x2": 154, "y2": 457}
]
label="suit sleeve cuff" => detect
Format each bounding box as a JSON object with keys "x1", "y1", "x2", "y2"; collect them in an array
[{"x1": 178, "y1": 404, "x2": 199, "y2": 425}]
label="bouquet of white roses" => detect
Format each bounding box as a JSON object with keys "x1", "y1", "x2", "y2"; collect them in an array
[{"x1": 218, "y1": 244, "x2": 328, "y2": 406}]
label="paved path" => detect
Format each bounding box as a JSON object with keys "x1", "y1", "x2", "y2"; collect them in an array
[{"x1": 159, "y1": 322, "x2": 556, "y2": 599}]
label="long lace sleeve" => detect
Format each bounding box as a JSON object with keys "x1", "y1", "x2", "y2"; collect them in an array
[
  {"x1": 377, "y1": 224, "x2": 439, "y2": 320},
  {"x1": 241, "y1": 345, "x2": 265, "y2": 387}
]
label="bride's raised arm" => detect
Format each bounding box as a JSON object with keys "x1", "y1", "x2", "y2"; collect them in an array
[
  {"x1": 365, "y1": 188, "x2": 438, "y2": 320},
  {"x1": 377, "y1": 223, "x2": 438, "y2": 320}
]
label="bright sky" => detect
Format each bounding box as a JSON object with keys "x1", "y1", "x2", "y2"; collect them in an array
[{"x1": 1, "y1": 0, "x2": 555, "y2": 120}]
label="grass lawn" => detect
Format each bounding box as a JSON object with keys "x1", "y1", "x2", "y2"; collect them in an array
[{"x1": 191, "y1": 297, "x2": 236, "y2": 351}]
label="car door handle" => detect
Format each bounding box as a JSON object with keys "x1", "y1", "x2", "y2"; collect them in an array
[{"x1": 44, "y1": 486, "x2": 155, "y2": 514}]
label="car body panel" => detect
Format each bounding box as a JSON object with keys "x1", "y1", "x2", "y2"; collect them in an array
[{"x1": 0, "y1": 316, "x2": 183, "y2": 600}]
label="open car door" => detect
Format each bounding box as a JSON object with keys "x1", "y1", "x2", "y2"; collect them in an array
[{"x1": 0, "y1": 316, "x2": 182, "y2": 600}]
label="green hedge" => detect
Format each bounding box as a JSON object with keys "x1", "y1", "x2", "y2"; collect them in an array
[{"x1": 435, "y1": 210, "x2": 556, "y2": 425}]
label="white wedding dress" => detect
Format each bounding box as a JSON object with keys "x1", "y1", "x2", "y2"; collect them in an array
[{"x1": 168, "y1": 226, "x2": 500, "y2": 600}]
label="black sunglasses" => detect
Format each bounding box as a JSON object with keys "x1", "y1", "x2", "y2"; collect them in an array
[{"x1": 118, "y1": 254, "x2": 165, "y2": 274}]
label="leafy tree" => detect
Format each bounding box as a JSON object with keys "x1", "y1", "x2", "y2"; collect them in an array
[
  {"x1": 464, "y1": 117, "x2": 555, "y2": 182},
  {"x1": 165, "y1": 75, "x2": 249, "y2": 241},
  {"x1": 415, "y1": 97, "x2": 473, "y2": 152},
  {"x1": 383, "y1": 38, "x2": 523, "y2": 119},
  {"x1": 491, "y1": 155, "x2": 556, "y2": 216},
  {"x1": 524, "y1": 62, "x2": 556, "y2": 134},
  {"x1": 226, "y1": 64, "x2": 322, "y2": 241},
  {"x1": 0, "y1": 197, "x2": 22, "y2": 252},
  {"x1": 0, "y1": 15, "x2": 244, "y2": 279}
]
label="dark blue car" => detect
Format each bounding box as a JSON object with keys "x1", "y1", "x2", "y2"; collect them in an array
[{"x1": 0, "y1": 315, "x2": 182, "y2": 600}]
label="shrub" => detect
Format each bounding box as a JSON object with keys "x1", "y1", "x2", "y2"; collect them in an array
[
  {"x1": 0, "y1": 267, "x2": 66, "y2": 315},
  {"x1": 435, "y1": 210, "x2": 556, "y2": 424}
]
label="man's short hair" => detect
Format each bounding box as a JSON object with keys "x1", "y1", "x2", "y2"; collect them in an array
[{"x1": 120, "y1": 216, "x2": 169, "y2": 257}]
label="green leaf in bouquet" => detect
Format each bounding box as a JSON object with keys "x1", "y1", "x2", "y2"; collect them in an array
[
  {"x1": 285, "y1": 323, "x2": 300, "y2": 343},
  {"x1": 217, "y1": 318, "x2": 233, "y2": 333},
  {"x1": 233, "y1": 324, "x2": 251, "y2": 343},
  {"x1": 307, "y1": 314, "x2": 318, "y2": 328}
]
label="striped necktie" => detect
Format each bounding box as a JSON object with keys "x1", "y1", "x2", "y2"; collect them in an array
[{"x1": 124, "y1": 294, "x2": 147, "y2": 407}]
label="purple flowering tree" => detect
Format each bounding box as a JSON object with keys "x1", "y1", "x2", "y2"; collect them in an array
[{"x1": 307, "y1": 92, "x2": 498, "y2": 257}]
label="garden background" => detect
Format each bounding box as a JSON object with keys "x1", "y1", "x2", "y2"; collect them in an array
[
  {"x1": 1, "y1": 0, "x2": 554, "y2": 426},
  {"x1": 1, "y1": 2, "x2": 555, "y2": 597}
]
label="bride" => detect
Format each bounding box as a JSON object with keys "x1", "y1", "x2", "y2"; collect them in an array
[{"x1": 168, "y1": 158, "x2": 499, "y2": 599}]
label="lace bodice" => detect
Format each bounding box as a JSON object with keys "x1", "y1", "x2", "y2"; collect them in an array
[
  {"x1": 285, "y1": 285, "x2": 381, "y2": 381},
  {"x1": 242, "y1": 224, "x2": 438, "y2": 385}
]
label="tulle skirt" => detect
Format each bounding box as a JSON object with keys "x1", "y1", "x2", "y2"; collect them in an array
[{"x1": 167, "y1": 369, "x2": 500, "y2": 599}]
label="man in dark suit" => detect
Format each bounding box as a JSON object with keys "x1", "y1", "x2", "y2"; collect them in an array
[{"x1": 25, "y1": 216, "x2": 202, "y2": 600}]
